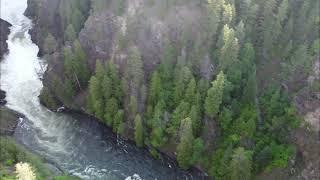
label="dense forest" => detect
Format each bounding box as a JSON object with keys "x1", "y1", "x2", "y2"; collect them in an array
[{"x1": 30, "y1": 0, "x2": 320, "y2": 179}]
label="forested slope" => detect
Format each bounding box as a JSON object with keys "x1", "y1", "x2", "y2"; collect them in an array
[{"x1": 25, "y1": 0, "x2": 319, "y2": 179}]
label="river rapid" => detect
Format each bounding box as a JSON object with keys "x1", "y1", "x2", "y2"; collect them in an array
[{"x1": 0, "y1": 0, "x2": 203, "y2": 179}]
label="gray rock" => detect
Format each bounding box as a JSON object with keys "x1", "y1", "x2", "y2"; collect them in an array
[{"x1": 0, "y1": 19, "x2": 11, "y2": 60}]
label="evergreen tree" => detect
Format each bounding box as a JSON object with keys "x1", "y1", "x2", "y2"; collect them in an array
[
  {"x1": 129, "y1": 95, "x2": 138, "y2": 120},
  {"x1": 190, "y1": 105, "x2": 201, "y2": 136},
  {"x1": 218, "y1": 25, "x2": 239, "y2": 77},
  {"x1": 148, "y1": 71, "x2": 162, "y2": 106},
  {"x1": 205, "y1": 71, "x2": 225, "y2": 118},
  {"x1": 184, "y1": 78, "x2": 196, "y2": 105},
  {"x1": 126, "y1": 46, "x2": 144, "y2": 96},
  {"x1": 230, "y1": 147, "x2": 253, "y2": 180},
  {"x1": 173, "y1": 66, "x2": 193, "y2": 105},
  {"x1": 222, "y1": 2, "x2": 234, "y2": 25},
  {"x1": 168, "y1": 101, "x2": 190, "y2": 136},
  {"x1": 44, "y1": 33, "x2": 57, "y2": 54},
  {"x1": 191, "y1": 138, "x2": 205, "y2": 164},
  {"x1": 235, "y1": 106, "x2": 257, "y2": 138},
  {"x1": 104, "y1": 98, "x2": 119, "y2": 126},
  {"x1": 113, "y1": 109, "x2": 124, "y2": 133},
  {"x1": 218, "y1": 107, "x2": 233, "y2": 132},
  {"x1": 134, "y1": 114, "x2": 144, "y2": 147},
  {"x1": 206, "y1": 0, "x2": 224, "y2": 45},
  {"x1": 87, "y1": 62, "x2": 105, "y2": 118},
  {"x1": 73, "y1": 40, "x2": 90, "y2": 87},
  {"x1": 65, "y1": 24, "x2": 76, "y2": 42},
  {"x1": 177, "y1": 118, "x2": 194, "y2": 169}
]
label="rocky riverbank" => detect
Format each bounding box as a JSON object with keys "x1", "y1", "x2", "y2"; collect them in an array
[
  {"x1": 0, "y1": 89, "x2": 21, "y2": 136},
  {"x1": 0, "y1": 19, "x2": 11, "y2": 59}
]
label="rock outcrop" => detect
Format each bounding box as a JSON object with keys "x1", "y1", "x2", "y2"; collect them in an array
[{"x1": 0, "y1": 19, "x2": 11, "y2": 60}]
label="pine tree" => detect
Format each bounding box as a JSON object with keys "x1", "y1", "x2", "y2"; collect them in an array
[
  {"x1": 222, "y1": 2, "x2": 234, "y2": 25},
  {"x1": 126, "y1": 46, "x2": 144, "y2": 96},
  {"x1": 73, "y1": 40, "x2": 90, "y2": 87},
  {"x1": 191, "y1": 138, "x2": 205, "y2": 164},
  {"x1": 184, "y1": 78, "x2": 196, "y2": 105},
  {"x1": 168, "y1": 101, "x2": 190, "y2": 136},
  {"x1": 241, "y1": 69, "x2": 257, "y2": 105},
  {"x1": 129, "y1": 95, "x2": 138, "y2": 120},
  {"x1": 177, "y1": 117, "x2": 194, "y2": 169},
  {"x1": 173, "y1": 66, "x2": 192, "y2": 105},
  {"x1": 65, "y1": 24, "x2": 76, "y2": 42},
  {"x1": 218, "y1": 107, "x2": 233, "y2": 132},
  {"x1": 218, "y1": 25, "x2": 239, "y2": 76},
  {"x1": 87, "y1": 61, "x2": 105, "y2": 118},
  {"x1": 134, "y1": 114, "x2": 144, "y2": 147},
  {"x1": 113, "y1": 109, "x2": 124, "y2": 133},
  {"x1": 206, "y1": 0, "x2": 224, "y2": 44},
  {"x1": 104, "y1": 98, "x2": 119, "y2": 126},
  {"x1": 148, "y1": 71, "x2": 162, "y2": 106},
  {"x1": 230, "y1": 147, "x2": 253, "y2": 180},
  {"x1": 190, "y1": 105, "x2": 201, "y2": 136},
  {"x1": 44, "y1": 33, "x2": 57, "y2": 54},
  {"x1": 205, "y1": 71, "x2": 225, "y2": 118}
]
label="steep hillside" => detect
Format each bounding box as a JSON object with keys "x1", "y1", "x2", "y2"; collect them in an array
[{"x1": 25, "y1": 0, "x2": 319, "y2": 179}]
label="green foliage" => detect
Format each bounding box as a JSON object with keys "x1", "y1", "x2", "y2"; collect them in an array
[
  {"x1": 128, "y1": 96, "x2": 138, "y2": 120},
  {"x1": 150, "y1": 127, "x2": 166, "y2": 148},
  {"x1": 218, "y1": 25, "x2": 239, "y2": 76},
  {"x1": 173, "y1": 66, "x2": 193, "y2": 105},
  {"x1": 60, "y1": 0, "x2": 89, "y2": 31},
  {"x1": 72, "y1": 0, "x2": 309, "y2": 177},
  {"x1": 267, "y1": 143, "x2": 294, "y2": 170},
  {"x1": 88, "y1": 60, "x2": 123, "y2": 129},
  {"x1": 234, "y1": 105, "x2": 257, "y2": 138},
  {"x1": 190, "y1": 105, "x2": 201, "y2": 136},
  {"x1": 205, "y1": 71, "x2": 225, "y2": 118},
  {"x1": 126, "y1": 46, "x2": 144, "y2": 95},
  {"x1": 39, "y1": 87, "x2": 58, "y2": 110},
  {"x1": 113, "y1": 109, "x2": 124, "y2": 133},
  {"x1": 44, "y1": 33, "x2": 57, "y2": 54},
  {"x1": 167, "y1": 101, "x2": 190, "y2": 136},
  {"x1": 230, "y1": 147, "x2": 253, "y2": 180},
  {"x1": 177, "y1": 118, "x2": 194, "y2": 169},
  {"x1": 218, "y1": 107, "x2": 233, "y2": 132},
  {"x1": 191, "y1": 138, "x2": 205, "y2": 164},
  {"x1": 0, "y1": 137, "x2": 52, "y2": 179},
  {"x1": 63, "y1": 41, "x2": 90, "y2": 102},
  {"x1": 104, "y1": 98, "x2": 118, "y2": 126},
  {"x1": 148, "y1": 71, "x2": 162, "y2": 106},
  {"x1": 72, "y1": 40, "x2": 90, "y2": 86},
  {"x1": 88, "y1": 75, "x2": 104, "y2": 118},
  {"x1": 134, "y1": 114, "x2": 144, "y2": 147},
  {"x1": 65, "y1": 24, "x2": 76, "y2": 42},
  {"x1": 53, "y1": 176, "x2": 81, "y2": 180}
]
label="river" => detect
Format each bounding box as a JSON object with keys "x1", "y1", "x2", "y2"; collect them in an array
[{"x1": 0, "y1": 0, "x2": 203, "y2": 179}]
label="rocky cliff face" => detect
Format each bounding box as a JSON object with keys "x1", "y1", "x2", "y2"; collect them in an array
[
  {"x1": 25, "y1": 0, "x2": 213, "y2": 113},
  {"x1": 0, "y1": 19, "x2": 11, "y2": 60}
]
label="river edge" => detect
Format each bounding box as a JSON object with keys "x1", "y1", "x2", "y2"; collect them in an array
[
  {"x1": 0, "y1": 87, "x2": 207, "y2": 178},
  {"x1": 59, "y1": 109, "x2": 208, "y2": 178},
  {"x1": 0, "y1": 90, "x2": 67, "y2": 176}
]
